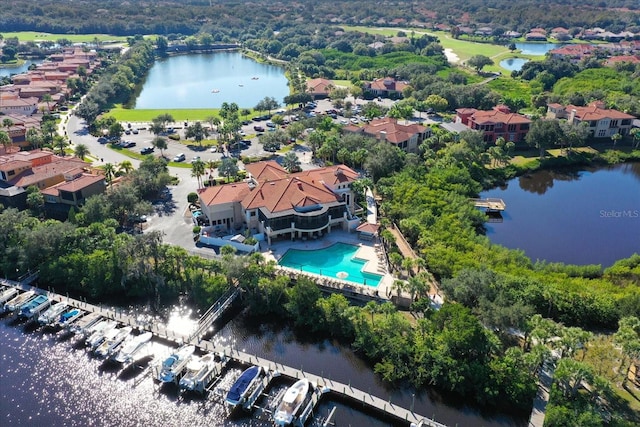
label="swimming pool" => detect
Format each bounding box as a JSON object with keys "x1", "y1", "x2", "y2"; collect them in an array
[{"x1": 278, "y1": 243, "x2": 382, "y2": 287}]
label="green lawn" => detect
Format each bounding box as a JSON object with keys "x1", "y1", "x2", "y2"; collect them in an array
[
  {"x1": 107, "y1": 106, "x2": 264, "y2": 122},
  {"x1": 0, "y1": 31, "x2": 129, "y2": 43}
]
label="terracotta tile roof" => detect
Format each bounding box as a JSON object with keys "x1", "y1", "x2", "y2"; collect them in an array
[
  {"x1": 0, "y1": 97, "x2": 38, "y2": 108},
  {"x1": 198, "y1": 182, "x2": 251, "y2": 206},
  {"x1": 359, "y1": 117, "x2": 426, "y2": 144},
  {"x1": 356, "y1": 222, "x2": 380, "y2": 234},
  {"x1": 297, "y1": 164, "x2": 359, "y2": 186},
  {"x1": 244, "y1": 160, "x2": 288, "y2": 182},
  {"x1": 456, "y1": 108, "x2": 477, "y2": 115},
  {"x1": 306, "y1": 78, "x2": 333, "y2": 95},
  {"x1": 242, "y1": 176, "x2": 341, "y2": 213},
  {"x1": 368, "y1": 78, "x2": 410, "y2": 93},
  {"x1": 0, "y1": 160, "x2": 31, "y2": 172},
  {"x1": 469, "y1": 109, "x2": 532, "y2": 125},
  {"x1": 568, "y1": 103, "x2": 636, "y2": 121},
  {"x1": 547, "y1": 103, "x2": 563, "y2": 109},
  {"x1": 10, "y1": 157, "x2": 88, "y2": 188}
]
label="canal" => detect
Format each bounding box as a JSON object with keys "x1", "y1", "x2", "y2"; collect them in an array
[
  {"x1": 0, "y1": 306, "x2": 525, "y2": 426},
  {"x1": 131, "y1": 52, "x2": 289, "y2": 110},
  {"x1": 481, "y1": 163, "x2": 640, "y2": 267}
]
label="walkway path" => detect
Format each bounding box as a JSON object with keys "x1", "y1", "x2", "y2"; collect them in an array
[{"x1": 528, "y1": 360, "x2": 556, "y2": 427}]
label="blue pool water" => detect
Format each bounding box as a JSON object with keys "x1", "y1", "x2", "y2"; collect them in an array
[{"x1": 278, "y1": 243, "x2": 382, "y2": 287}]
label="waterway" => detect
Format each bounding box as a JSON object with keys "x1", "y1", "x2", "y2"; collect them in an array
[
  {"x1": 481, "y1": 163, "x2": 640, "y2": 267},
  {"x1": 0, "y1": 59, "x2": 43, "y2": 77},
  {"x1": 513, "y1": 43, "x2": 559, "y2": 56},
  {"x1": 132, "y1": 52, "x2": 289, "y2": 110},
  {"x1": 0, "y1": 307, "x2": 524, "y2": 426}
]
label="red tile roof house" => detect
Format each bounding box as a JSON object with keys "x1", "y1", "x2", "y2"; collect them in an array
[
  {"x1": 197, "y1": 161, "x2": 360, "y2": 246},
  {"x1": 343, "y1": 117, "x2": 430, "y2": 153},
  {"x1": 364, "y1": 77, "x2": 410, "y2": 99},
  {"x1": 456, "y1": 105, "x2": 532, "y2": 143},
  {"x1": 549, "y1": 44, "x2": 595, "y2": 63},
  {"x1": 41, "y1": 173, "x2": 106, "y2": 218},
  {"x1": 546, "y1": 101, "x2": 636, "y2": 138},
  {"x1": 306, "y1": 78, "x2": 333, "y2": 99}
]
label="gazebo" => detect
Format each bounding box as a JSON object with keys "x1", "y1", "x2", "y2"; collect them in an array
[{"x1": 356, "y1": 222, "x2": 380, "y2": 241}]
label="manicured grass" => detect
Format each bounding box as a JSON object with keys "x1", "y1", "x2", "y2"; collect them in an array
[
  {"x1": 332, "y1": 79, "x2": 355, "y2": 89},
  {"x1": 0, "y1": 31, "x2": 129, "y2": 43},
  {"x1": 107, "y1": 106, "x2": 261, "y2": 122}
]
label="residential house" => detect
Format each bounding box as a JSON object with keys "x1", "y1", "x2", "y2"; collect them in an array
[
  {"x1": 605, "y1": 55, "x2": 640, "y2": 66},
  {"x1": 0, "y1": 92, "x2": 39, "y2": 115},
  {"x1": 363, "y1": 77, "x2": 409, "y2": 99},
  {"x1": 525, "y1": 32, "x2": 548, "y2": 41},
  {"x1": 41, "y1": 173, "x2": 106, "y2": 218},
  {"x1": 197, "y1": 161, "x2": 359, "y2": 245},
  {"x1": 455, "y1": 105, "x2": 531, "y2": 143},
  {"x1": 306, "y1": 78, "x2": 333, "y2": 99},
  {"x1": 342, "y1": 117, "x2": 430, "y2": 152},
  {"x1": 549, "y1": 44, "x2": 595, "y2": 63},
  {"x1": 546, "y1": 101, "x2": 636, "y2": 138}
]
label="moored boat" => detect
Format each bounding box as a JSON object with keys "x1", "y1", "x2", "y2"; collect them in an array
[
  {"x1": 225, "y1": 365, "x2": 262, "y2": 406},
  {"x1": 69, "y1": 312, "x2": 101, "y2": 335},
  {"x1": 85, "y1": 320, "x2": 117, "y2": 348},
  {"x1": 38, "y1": 302, "x2": 68, "y2": 326},
  {"x1": 157, "y1": 344, "x2": 195, "y2": 383},
  {"x1": 58, "y1": 308, "x2": 84, "y2": 329},
  {"x1": 95, "y1": 326, "x2": 133, "y2": 358},
  {"x1": 3, "y1": 290, "x2": 35, "y2": 313},
  {"x1": 0, "y1": 287, "x2": 18, "y2": 306},
  {"x1": 112, "y1": 331, "x2": 153, "y2": 364},
  {"x1": 273, "y1": 378, "x2": 310, "y2": 426},
  {"x1": 179, "y1": 353, "x2": 219, "y2": 393},
  {"x1": 19, "y1": 295, "x2": 50, "y2": 320}
]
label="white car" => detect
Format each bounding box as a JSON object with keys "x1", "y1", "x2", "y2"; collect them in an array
[
  {"x1": 192, "y1": 156, "x2": 201, "y2": 163},
  {"x1": 209, "y1": 146, "x2": 218, "y2": 153}
]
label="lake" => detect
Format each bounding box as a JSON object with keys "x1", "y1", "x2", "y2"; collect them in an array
[
  {"x1": 499, "y1": 58, "x2": 529, "y2": 72},
  {"x1": 514, "y1": 43, "x2": 559, "y2": 56},
  {"x1": 481, "y1": 163, "x2": 640, "y2": 267},
  {"x1": 132, "y1": 52, "x2": 289, "y2": 109},
  {"x1": 0, "y1": 59, "x2": 43, "y2": 77}
]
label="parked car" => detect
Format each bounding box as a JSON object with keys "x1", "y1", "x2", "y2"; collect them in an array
[
  {"x1": 123, "y1": 141, "x2": 136, "y2": 148},
  {"x1": 266, "y1": 121, "x2": 276, "y2": 128},
  {"x1": 173, "y1": 153, "x2": 186, "y2": 162},
  {"x1": 131, "y1": 128, "x2": 139, "y2": 134},
  {"x1": 124, "y1": 129, "x2": 131, "y2": 135},
  {"x1": 141, "y1": 146, "x2": 155, "y2": 155},
  {"x1": 209, "y1": 146, "x2": 218, "y2": 153},
  {"x1": 253, "y1": 125, "x2": 264, "y2": 132},
  {"x1": 191, "y1": 156, "x2": 201, "y2": 163},
  {"x1": 97, "y1": 137, "x2": 108, "y2": 144}
]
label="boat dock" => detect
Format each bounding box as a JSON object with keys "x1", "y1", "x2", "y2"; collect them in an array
[
  {"x1": 470, "y1": 197, "x2": 506, "y2": 212},
  {"x1": 0, "y1": 278, "x2": 448, "y2": 427}
]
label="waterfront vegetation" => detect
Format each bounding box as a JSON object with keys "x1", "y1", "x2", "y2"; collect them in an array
[{"x1": 3, "y1": 0, "x2": 640, "y2": 423}]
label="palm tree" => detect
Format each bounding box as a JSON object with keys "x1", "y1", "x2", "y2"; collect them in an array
[
  {"x1": 149, "y1": 121, "x2": 165, "y2": 137},
  {"x1": 185, "y1": 121, "x2": 209, "y2": 147},
  {"x1": 118, "y1": 160, "x2": 134, "y2": 175},
  {"x1": 630, "y1": 128, "x2": 640, "y2": 148},
  {"x1": 74, "y1": 143, "x2": 89, "y2": 160},
  {"x1": 282, "y1": 151, "x2": 301, "y2": 172},
  {"x1": 41, "y1": 120, "x2": 57, "y2": 145},
  {"x1": 611, "y1": 132, "x2": 622, "y2": 147},
  {"x1": 152, "y1": 136, "x2": 168, "y2": 158},
  {"x1": 53, "y1": 135, "x2": 67, "y2": 155},
  {"x1": 363, "y1": 301, "x2": 379, "y2": 324},
  {"x1": 205, "y1": 116, "x2": 221, "y2": 137},
  {"x1": 42, "y1": 93, "x2": 53, "y2": 113},
  {"x1": 191, "y1": 159, "x2": 206, "y2": 188},
  {"x1": 26, "y1": 128, "x2": 43, "y2": 149},
  {"x1": 103, "y1": 163, "x2": 116, "y2": 188}
]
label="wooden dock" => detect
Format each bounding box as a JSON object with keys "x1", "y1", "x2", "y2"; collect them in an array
[
  {"x1": 470, "y1": 198, "x2": 506, "y2": 212},
  {"x1": 1, "y1": 278, "x2": 448, "y2": 427}
]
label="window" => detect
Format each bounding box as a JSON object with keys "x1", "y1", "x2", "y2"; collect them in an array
[
  {"x1": 250, "y1": 211, "x2": 256, "y2": 217},
  {"x1": 508, "y1": 124, "x2": 516, "y2": 132},
  {"x1": 609, "y1": 119, "x2": 618, "y2": 128},
  {"x1": 598, "y1": 129, "x2": 607, "y2": 137},
  {"x1": 7, "y1": 170, "x2": 15, "y2": 176}
]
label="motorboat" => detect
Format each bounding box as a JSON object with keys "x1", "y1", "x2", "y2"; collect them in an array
[
  {"x1": 112, "y1": 331, "x2": 153, "y2": 364},
  {"x1": 273, "y1": 378, "x2": 310, "y2": 426},
  {"x1": 211, "y1": 89, "x2": 220, "y2": 93},
  {"x1": 58, "y1": 308, "x2": 84, "y2": 329},
  {"x1": 85, "y1": 320, "x2": 117, "y2": 348},
  {"x1": 38, "y1": 302, "x2": 68, "y2": 326},
  {"x1": 179, "y1": 353, "x2": 219, "y2": 393},
  {"x1": 225, "y1": 365, "x2": 262, "y2": 406},
  {"x1": 95, "y1": 326, "x2": 133, "y2": 358},
  {"x1": 3, "y1": 290, "x2": 35, "y2": 313},
  {"x1": 19, "y1": 295, "x2": 50, "y2": 320},
  {"x1": 251, "y1": 76, "x2": 259, "y2": 80},
  {"x1": 0, "y1": 287, "x2": 18, "y2": 306},
  {"x1": 69, "y1": 312, "x2": 101, "y2": 335},
  {"x1": 157, "y1": 344, "x2": 195, "y2": 383}
]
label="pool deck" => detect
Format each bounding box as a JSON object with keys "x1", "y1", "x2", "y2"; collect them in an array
[{"x1": 262, "y1": 229, "x2": 396, "y2": 300}]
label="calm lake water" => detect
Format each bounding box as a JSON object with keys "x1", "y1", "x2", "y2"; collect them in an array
[
  {"x1": 0, "y1": 59, "x2": 43, "y2": 77},
  {"x1": 481, "y1": 163, "x2": 640, "y2": 267},
  {"x1": 132, "y1": 52, "x2": 289, "y2": 109},
  {"x1": 499, "y1": 58, "x2": 529, "y2": 72},
  {"x1": 0, "y1": 307, "x2": 524, "y2": 427},
  {"x1": 514, "y1": 43, "x2": 559, "y2": 56}
]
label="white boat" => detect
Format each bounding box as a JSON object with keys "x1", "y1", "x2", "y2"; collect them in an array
[
  {"x1": 3, "y1": 290, "x2": 35, "y2": 313},
  {"x1": 69, "y1": 312, "x2": 101, "y2": 335},
  {"x1": 58, "y1": 308, "x2": 84, "y2": 329},
  {"x1": 211, "y1": 89, "x2": 220, "y2": 93},
  {"x1": 225, "y1": 365, "x2": 262, "y2": 406},
  {"x1": 157, "y1": 344, "x2": 195, "y2": 383},
  {"x1": 0, "y1": 287, "x2": 18, "y2": 306},
  {"x1": 95, "y1": 326, "x2": 133, "y2": 358},
  {"x1": 38, "y1": 302, "x2": 68, "y2": 326},
  {"x1": 179, "y1": 353, "x2": 218, "y2": 393},
  {"x1": 85, "y1": 320, "x2": 117, "y2": 348},
  {"x1": 112, "y1": 332, "x2": 153, "y2": 364},
  {"x1": 19, "y1": 294, "x2": 50, "y2": 319},
  {"x1": 273, "y1": 378, "x2": 310, "y2": 426}
]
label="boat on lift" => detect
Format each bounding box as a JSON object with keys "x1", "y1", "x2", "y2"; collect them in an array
[
  {"x1": 19, "y1": 294, "x2": 50, "y2": 320},
  {"x1": 0, "y1": 287, "x2": 19, "y2": 306},
  {"x1": 85, "y1": 320, "x2": 117, "y2": 348},
  {"x1": 3, "y1": 290, "x2": 35, "y2": 313},
  {"x1": 225, "y1": 365, "x2": 262, "y2": 407},
  {"x1": 179, "y1": 353, "x2": 221, "y2": 394},
  {"x1": 112, "y1": 332, "x2": 153, "y2": 364},
  {"x1": 69, "y1": 312, "x2": 101, "y2": 335},
  {"x1": 273, "y1": 378, "x2": 310, "y2": 426},
  {"x1": 38, "y1": 302, "x2": 69, "y2": 326},
  {"x1": 57, "y1": 308, "x2": 85, "y2": 329},
  {"x1": 157, "y1": 344, "x2": 195, "y2": 383},
  {"x1": 95, "y1": 326, "x2": 133, "y2": 358}
]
